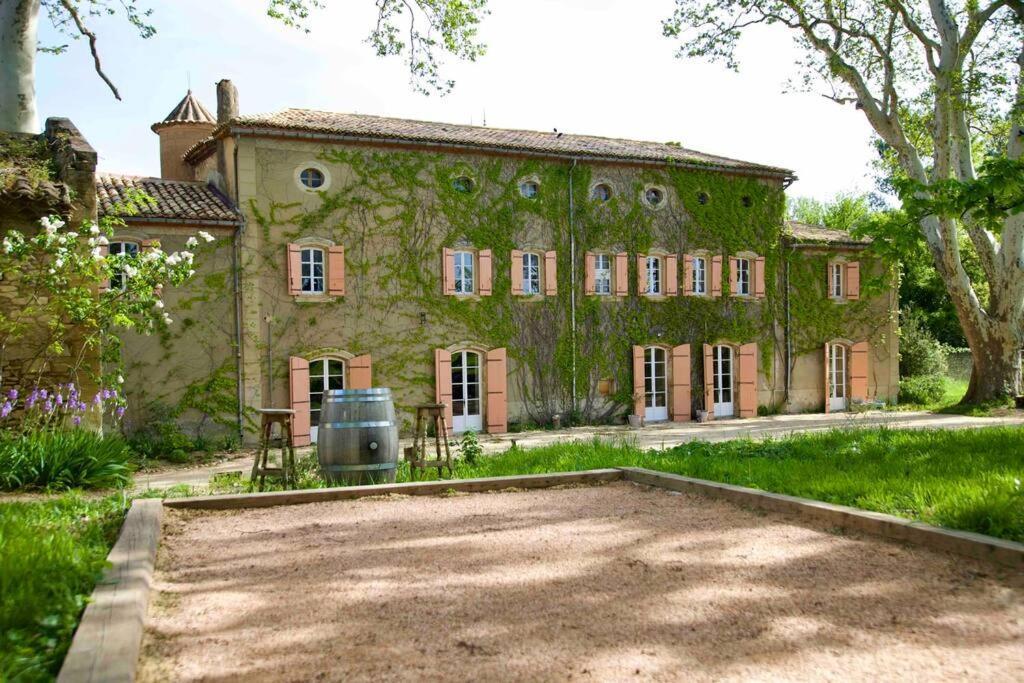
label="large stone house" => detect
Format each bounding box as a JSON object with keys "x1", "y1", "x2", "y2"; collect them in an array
[{"x1": 98, "y1": 81, "x2": 898, "y2": 444}]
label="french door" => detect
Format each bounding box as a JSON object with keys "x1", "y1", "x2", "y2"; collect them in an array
[
  {"x1": 451, "y1": 351, "x2": 483, "y2": 433},
  {"x1": 644, "y1": 347, "x2": 668, "y2": 422},
  {"x1": 309, "y1": 358, "x2": 345, "y2": 441},
  {"x1": 829, "y1": 344, "x2": 848, "y2": 411},
  {"x1": 712, "y1": 345, "x2": 734, "y2": 417}
]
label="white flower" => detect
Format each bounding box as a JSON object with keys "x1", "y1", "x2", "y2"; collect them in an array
[
  {"x1": 154, "y1": 299, "x2": 164, "y2": 309},
  {"x1": 162, "y1": 312, "x2": 173, "y2": 325},
  {"x1": 154, "y1": 283, "x2": 163, "y2": 292},
  {"x1": 117, "y1": 374, "x2": 124, "y2": 384},
  {"x1": 66, "y1": 232, "x2": 78, "y2": 239},
  {"x1": 2, "y1": 238, "x2": 12, "y2": 253},
  {"x1": 180, "y1": 250, "x2": 194, "y2": 262},
  {"x1": 96, "y1": 235, "x2": 109, "y2": 246},
  {"x1": 198, "y1": 230, "x2": 215, "y2": 243},
  {"x1": 54, "y1": 257, "x2": 64, "y2": 268},
  {"x1": 91, "y1": 247, "x2": 103, "y2": 260},
  {"x1": 122, "y1": 264, "x2": 138, "y2": 278},
  {"x1": 89, "y1": 224, "x2": 100, "y2": 236},
  {"x1": 40, "y1": 216, "x2": 65, "y2": 233},
  {"x1": 186, "y1": 236, "x2": 198, "y2": 248},
  {"x1": 48, "y1": 268, "x2": 55, "y2": 274},
  {"x1": 187, "y1": 269, "x2": 195, "y2": 278}
]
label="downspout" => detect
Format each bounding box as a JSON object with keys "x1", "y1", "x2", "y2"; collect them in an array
[
  {"x1": 231, "y1": 133, "x2": 245, "y2": 443},
  {"x1": 784, "y1": 242, "x2": 792, "y2": 405},
  {"x1": 568, "y1": 158, "x2": 578, "y2": 416}
]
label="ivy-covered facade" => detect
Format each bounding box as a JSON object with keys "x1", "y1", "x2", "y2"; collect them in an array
[{"x1": 103, "y1": 85, "x2": 898, "y2": 443}]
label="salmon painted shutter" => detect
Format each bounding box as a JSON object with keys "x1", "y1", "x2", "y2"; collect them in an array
[
  {"x1": 754, "y1": 256, "x2": 766, "y2": 298},
  {"x1": 289, "y1": 356, "x2": 311, "y2": 447},
  {"x1": 327, "y1": 245, "x2": 345, "y2": 296},
  {"x1": 823, "y1": 343, "x2": 831, "y2": 414},
  {"x1": 683, "y1": 254, "x2": 693, "y2": 296},
  {"x1": 671, "y1": 344, "x2": 691, "y2": 422},
  {"x1": 737, "y1": 343, "x2": 758, "y2": 418},
  {"x1": 510, "y1": 250, "x2": 524, "y2": 295},
  {"x1": 710, "y1": 256, "x2": 723, "y2": 297},
  {"x1": 485, "y1": 347, "x2": 508, "y2": 433},
  {"x1": 442, "y1": 247, "x2": 454, "y2": 295},
  {"x1": 850, "y1": 341, "x2": 869, "y2": 401},
  {"x1": 287, "y1": 244, "x2": 302, "y2": 295},
  {"x1": 544, "y1": 250, "x2": 558, "y2": 296},
  {"x1": 584, "y1": 252, "x2": 596, "y2": 295},
  {"x1": 434, "y1": 349, "x2": 453, "y2": 430},
  {"x1": 846, "y1": 261, "x2": 861, "y2": 300},
  {"x1": 614, "y1": 252, "x2": 629, "y2": 297},
  {"x1": 637, "y1": 255, "x2": 648, "y2": 295},
  {"x1": 348, "y1": 354, "x2": 372, "y2": 389},
  {"x1": 703, "y1": 343, "x2": 714, "y2": 420},
  {"x1": 478, "y1": 249, "x2": 493, "y2": 296},
  {"x1": 665, "y1": 255, "x2": 678, "y2": 296},
  {"x1": 728, "y1": 257, "x2": 739, "y2": 297},
  {"x1": 632, "y1": 345, "x2": 646, "y2": 418}
]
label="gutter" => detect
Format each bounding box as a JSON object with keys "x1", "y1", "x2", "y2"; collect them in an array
[{"x1": 106, "y1": 216, "x2": 242, "y2": 228}]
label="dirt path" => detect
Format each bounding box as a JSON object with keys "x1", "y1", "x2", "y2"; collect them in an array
[{"x1": 140, "y1": 482, "x2": 1023, "y2": 682}]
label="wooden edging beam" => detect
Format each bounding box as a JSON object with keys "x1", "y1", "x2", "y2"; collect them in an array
[
  {"x1": 163, "y1": 469, "x2": 625, "y2": 510},
  {"x1": 618, "y1": 467, "x2": 1024, "y2": 570},
  {"x1": 58, "y1": 499, "x2": 163, "y2": 683}
]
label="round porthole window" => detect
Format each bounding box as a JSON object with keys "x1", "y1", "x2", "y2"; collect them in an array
[
  {"x1": 645, "y1": 187, "x2": 664, "y2": 207},
  {"x1": 519, "y1": 181, "x2": 539, "y2": 199},
  {"x1": 591, "y1": 183, "x2": 612, "y2": 201},
  {"x1": 697, "y1": 191, "x2": 710, "y2": 205},
  {"x1": 299, "y1": 167, "x2": 325, "y2": 190},
  {"x1": 453, "y1": 176, "x2": 475, "y2": 193}
]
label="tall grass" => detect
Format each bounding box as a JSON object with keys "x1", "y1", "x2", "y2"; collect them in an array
[
  {"x1": 0, "y1": 430, "x2": 133, "y2": 491},
  {"x1": 0, "y1": 494, "x2": 128, "y2": 680}
]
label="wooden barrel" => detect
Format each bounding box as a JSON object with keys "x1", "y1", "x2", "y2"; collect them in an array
[{"x1": 317, "y1": 388, "x2": 399, "y2": 485}]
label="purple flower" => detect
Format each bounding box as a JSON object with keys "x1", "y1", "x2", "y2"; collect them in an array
[
  {"x1": 7, "y1": 389, "x2": 17, "y2": 400},
  {"x1": 77, "y1": 401, "x2": 87, "y2": 412},
  {"x1": 55, "y1": 394, "x2": 63, "y2": 406},
  {"x1": 72, "y1": 415, "x2": 81, "y2": 426},
  {"x1": 43, "y1": 399, "x2": 53, "y2": 413},
  {"x1": 93, "y1": 393, "x2": 102, "y2": 405},
  {"x1": 39, "y1": 389, "x2": 47, "y2": 400},
  {"x1": 115, "y1": 406, "x2": 126, "y2": 418},
  {"x1": 0, "y1": 402, "x2": 11, "y2": 418}
]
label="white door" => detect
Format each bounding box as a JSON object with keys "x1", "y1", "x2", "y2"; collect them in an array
[
  {"x1": 645, "y1": 347, "x2": 669, "y2": 422},
  {"x1": 713, "y1": 345, "x2": 734, "y2": 417},
  {"x1": 452, "y1": 351, "x2": 483, "y2": 433},
  {"x1": 310, "y1": 358, "x2": 345, "y2": 442},
  {"x1": 830, "y1": 344, "x2": 848, "y2": 411}
]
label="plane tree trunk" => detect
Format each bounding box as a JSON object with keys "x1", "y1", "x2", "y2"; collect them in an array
[{"x1": 0, "y1": 0, "x2": 40, "y2": 133}]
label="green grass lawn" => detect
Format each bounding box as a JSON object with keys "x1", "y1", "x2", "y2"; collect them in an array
[{"x1": 0, "y1": 494, "x2": 128, "y2": 681}]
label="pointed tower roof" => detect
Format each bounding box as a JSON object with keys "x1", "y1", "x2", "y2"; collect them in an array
[{"x1": 151, "y1": 91, "x2": 216, "y2": 132}]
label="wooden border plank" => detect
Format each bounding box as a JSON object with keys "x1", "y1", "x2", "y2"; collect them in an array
[
  {"x1": 58, "y1": 499, "x2": 163, "y2": 683},
  {"x1": 619, "y1": 467, "x2": 1024, "y2": 570},
  {"x1": 164, "y1": 469, "x2": 625, "y2": 510}
]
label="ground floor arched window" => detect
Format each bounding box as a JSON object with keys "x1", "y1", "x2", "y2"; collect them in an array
[
  {"x1": 712, "y1": 345, "x2": 734, "y2": 417},
  {"x1": 310, "y1": 357, "x2": 345, "y2": 440},
  {"x1": 828, "y1": 343, "x2": 848, "y2": 411},
  {"x1": 644, "y1": 346, "x2": 668, "y2": 421},
  {"x1": 451, "y1": 350, "x2": 482, "y2": 433}
]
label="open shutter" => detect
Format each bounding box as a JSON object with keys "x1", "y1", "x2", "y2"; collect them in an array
[
  {"x1": 614, "y1": 252, "x2": 629, "y2": 297},
  {"x1": 510, "y1": 250, "x2": 524, "y2": 295},
  {"x1": 544, "y1": 251, "x2": 558, "y2": 296},
  {"x1": 754, "y1": 256, "x2": 766, "y2": 298},
  {"x1": 665, "y1": 255, "x2": 678, "y2": 296},
  {"x1": 683, "y1": 255, "x2": 693, "y2": 296},
  {"x1": 478, "y1": 249, "x2": 493, "y2": 296},
  {"x1": 288, "y1": 356, "x2": 311, "y2": 447},
  {"x1": 728, "y1": 257, "x2": 739, "y2": 296},
  {"x1": 823, "y1": 343, "x2": 831, "y2": 414},
  {"x1": 632, "y1": 345, "x2": 646, "y2": 419},
  {"x1": 737, "y1": 343, "x2": 758, "y2": 418},
  {"x1": 442, "y1": 248, "x2": 454, "y2": 295},
  {"x1": 584, "y1": 252, "x2": 596, "y2": 295},
  {"x1": 710, "y1": 256, "x2": 723, "y2": 297},
  {"x1": 703, "y1": 344, "x2": 714, "y2": 420},
  {"x1": 671, "y1": 344, "x2": 691, "y2": 422},
  {"x1": 846, "y1": 261, "x2": 861, "y2": 300},
  {"x1": 287, "y1": 244, "x2": 302, "y2": 295},
  {"x1": 485, "y1": 347, "x2": 508, "y2": 433},
  {"x1": 850, "y1": 341, "x2": 869, "y2": 401},
  {"x1": 434, "y1": 349, "x2": 453, "y2": 431},
  {"x1": 327, "y1": 245, "x2": 345, "y2": 296},
  {"x1": 348, "y1": 354, "x2": 372, "y2": 389},
  {"x1": 636, "y1": 255, "x2": 647, "y2": 295}
]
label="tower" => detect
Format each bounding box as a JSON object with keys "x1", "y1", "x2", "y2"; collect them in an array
[{"x1": 151, "y1": 90, "x2": 216, "y2": 181}]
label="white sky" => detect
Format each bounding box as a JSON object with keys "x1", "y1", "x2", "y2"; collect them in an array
[{"x1": 36, "y1": 0, "x2": 879, "y2": 200}]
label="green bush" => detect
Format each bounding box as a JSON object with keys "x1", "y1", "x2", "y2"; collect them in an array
[
  {"x1": 899, "y1": 309, "x2": 949, "y2": 377},
  {"x1": 0, "y1": 430, "x2": 133, "y2": 491},
  {"x1": 899, "y1": 374, "x2": 947, "y2": 405},
  {"x1": 0, "y1": 494, "x2": 127, "y2": 679},
  {"x1": 457, "y1": 430, "x2": 483, "y2": 466}
]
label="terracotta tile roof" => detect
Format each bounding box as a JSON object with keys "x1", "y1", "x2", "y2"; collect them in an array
[
  {"x1": 152, "y1": 91, "x2": 216, "y2": 132},
  {"x1": 784, "y1": 220, "x2": 871, "y2": 247},
  {"x1": 185, "y1": 108, "x2": 793, "y2": 177},
  {"x1": 96, "y1": 174, "x2": 241, "y2": 223}
]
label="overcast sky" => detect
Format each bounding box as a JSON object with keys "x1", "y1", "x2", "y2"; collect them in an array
[{"x1": 36, "y1": 0, "x2": 879, "y2": 200}]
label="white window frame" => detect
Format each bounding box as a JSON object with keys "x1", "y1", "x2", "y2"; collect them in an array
[
  {"x1": 735, "y1": 257, "x2": 751, "y2": 297},
  {"x1": 594, "y1": 253, "x2": 612, "y2": 296},
  {"x1": 692, "y1": 256, "x2": 707, "y2": 295},
  {"x1": 831, "y1": 262, "x2": 844, "y2": 298},
  {"x1": 300, "y1": 247, "x2": 325, "y2": 294},
  {"x1": 309, "y1": 357, "x2": 345, "y2": 441},
  {"x1": 522, "y1": 252, "x2": 541, "y2": 295},
  {"x1": 646, "y1": 255, "x2": 662, "y2": 295},
  {"x1": 453, "y1": 250, "x2": 475, "y2": 295},
  {"x1": 644, "y1": 346, "x2": 669, "y2": 421},
  {"x1": 109, "y1": 240, "x2": 140, "y2": 290}
]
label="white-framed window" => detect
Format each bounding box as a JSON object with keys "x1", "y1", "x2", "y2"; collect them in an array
[
  {"x1": 522, "y1": 252, "x2": 541, "y2": 295},
  {"x1": 644, "y1": 187, "x2": 665, "y2": 208},
  {"x1": 591, "y1": 183, "x2": 612, "y2": 201},
  {"x1": 300, "y1": 168, "x2": 325, "y2": 189},
  {"x1": 295, "y1": 163, "x2": 331, "y2": 192},
  {"x1": 831, "y1": 262, "x2": 844, "y2": 298},
  {"x1": 300, "y1": 247, "x2": 325, "y2": 294},
  {"x1": 692, "y1": 256, "x2": 707, "y2": 295},
  {"x1": 646, "y1": 256, "x2": 662, "y2": 295},
  {"x1": 309, "y1": 357, "x2": 345, "y2": 435},
  {"x1": 454, "y1": 251, "x2": 475, "y2": 294},
  {"x1": 109, "y1": 241, "x2": 139, "y2": 290},
  {"x1": 735, "y1": 258, "x2": 751, "y2": 296},
  {"x1": 594, "y1": 254, "x2": 612, "y2": 295},
  {"x1": 519, "y1": 181, "x2": 539, "y2": 199}
]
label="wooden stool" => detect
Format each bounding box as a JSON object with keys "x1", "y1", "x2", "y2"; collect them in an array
[
  {"x1": 251, "y1": 408, "x2": 297, "y2": 491},
  {"x1": 405, "y1": 403, "x2": 453, "y2": 479}
]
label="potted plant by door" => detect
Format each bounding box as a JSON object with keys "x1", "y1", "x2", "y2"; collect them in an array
[{"x1": 627, "y1": 414, "x2": 643, "y2": 429}]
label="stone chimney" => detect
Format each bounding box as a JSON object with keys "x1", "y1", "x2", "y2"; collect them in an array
[
  {"x1": 151, "y1": 91, "x2": 216, "y2": 181},
  {"x1": 215, "y1": 79, "x2": 239, "y2": 200}
]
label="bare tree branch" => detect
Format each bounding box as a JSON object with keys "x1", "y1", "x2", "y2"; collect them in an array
[{"x1": 57, "y1": 0, "x2": 121, "y2": 100}]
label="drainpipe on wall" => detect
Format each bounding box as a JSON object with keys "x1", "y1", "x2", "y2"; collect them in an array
[
  {"x1": 783, "y1": 243, "x2": 793, "y2": 405},
  {"x1": 233, "y1": 215, "x2": 246, "y2": 443},
  {"x1": 568, "y1": 158, "x2": 578, "y2": 416}
]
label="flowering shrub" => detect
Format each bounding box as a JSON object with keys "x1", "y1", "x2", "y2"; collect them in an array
[{"x1": 0, "y1": 383, "x2": 124, "y2": 431}]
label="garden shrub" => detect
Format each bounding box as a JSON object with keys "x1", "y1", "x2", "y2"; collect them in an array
[
  {"x1": 898, "y1": 374, "x2": 946, "y2": 405},
  {"x1": 0, "y1": 430, "x2": 132, "y2": 491},
  {"x1": 899, "y1": 308, "x2": 949, "y2": 377},
  {"x1": 457, "y1": 430, "x2": 483, "y2": 466}
]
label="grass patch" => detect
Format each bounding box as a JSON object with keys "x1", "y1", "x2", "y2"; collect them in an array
[
  {"x1": 0, "y1": 493, "x2": 129, "y2": 680},
  {"x1": 0, "y1": 431, "x2": 134, "y2": 492}
]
